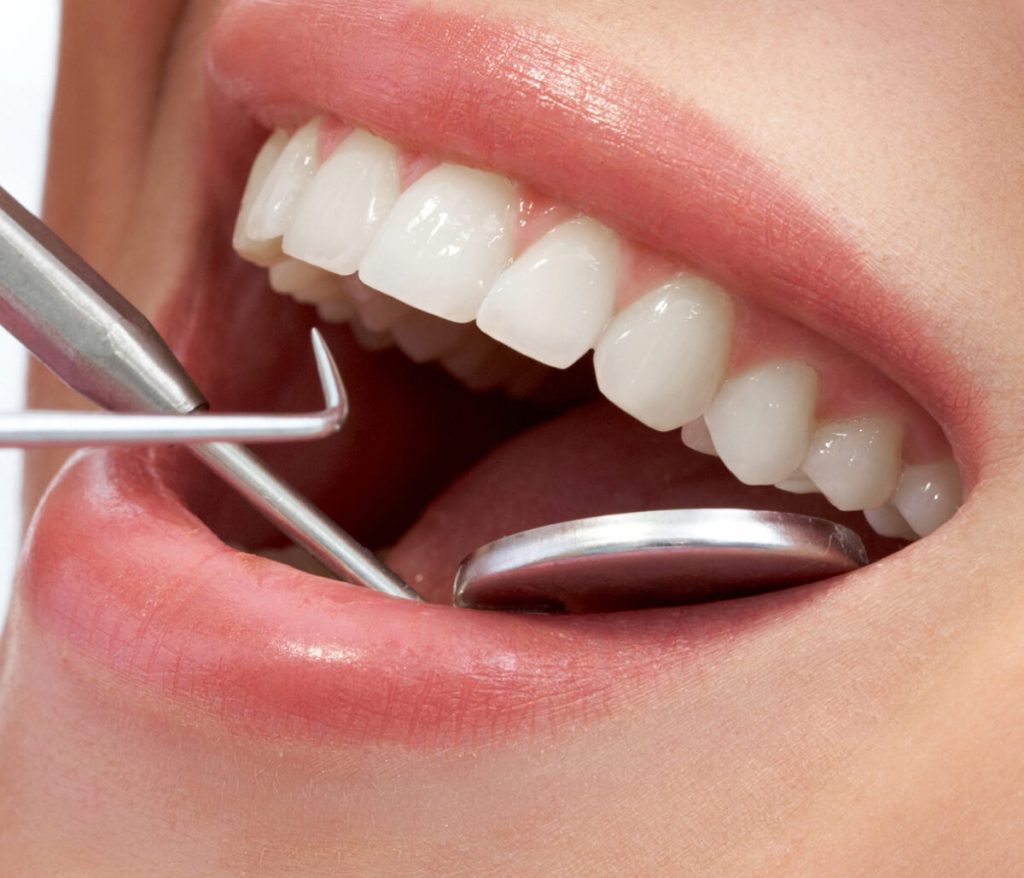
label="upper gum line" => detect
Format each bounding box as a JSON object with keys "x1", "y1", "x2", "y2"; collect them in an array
[{"x1": 232, "y1": 115, "x2": 963, "y2": 540}]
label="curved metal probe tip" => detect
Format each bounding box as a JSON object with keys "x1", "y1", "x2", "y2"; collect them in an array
[{"x1": 0, "y1": 329, "x2": 346, "y2": 448}]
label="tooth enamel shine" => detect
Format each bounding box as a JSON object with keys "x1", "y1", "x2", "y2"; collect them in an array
[
  {"x1": 705, "y1": 360, "x2": 818, "y2": 486},
  {"x1": 892, "y1": 458, "x2": 962, "y2": 537},
  {"x1": 477, "y1": 217, "x2": 620, "y2": 369},
  {"x1": 282, "y1": 129, "x2": 401, "y2": 276},
  {"x1": 802, "y1": 416, "x2": 903, "y2": 511},
  {"x1": 593, "y1": 276, "x2": 732, "y2": 431},
  {"x1": 359, "y1": 164, "x2": 516, "y2": 323},
  {"x1": 233, "y1": 129, "x2": 288, "y2": 265},
  {"x1": 245, "y1": 120, "x2": 321, "y2": 242}
]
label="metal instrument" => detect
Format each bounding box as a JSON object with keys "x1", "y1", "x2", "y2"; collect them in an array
[{"x1": 0, "y1": 185, "x2": 869, "y2": 614}]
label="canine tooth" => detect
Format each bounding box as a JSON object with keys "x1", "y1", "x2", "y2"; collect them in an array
[
  {"x1": 705, "y1": 360, "x2": 818, "y2": 485},
  {"x1": 891, "y1": 458, "x2": 961, "y2": 537},
  {"x1": 359, "y1": 164, "x2": 515, "y2": 322},
  {"x1": 233, "y1": 129, "x2": 289, "y2": 265},
  {"x1": 802, "y1": 416, "x2": 903, "y2": 511},
  {"x1": 268, "y1": 258, "x2": 327, "y2": 294},
  {"x1": 593, "y1": 276, "x2": 732, "y2": 430},
  {"x1": 245, "y1": 119, "x2": 321, "y2": 242},
  {"x1": 775, "y1": 472, "x2": 819, "y2": 494},
  {"x1": 391, "y1": 311, "x2": 471, "y2": 364},
  {"x1": 681, "y1": 419, "x2": 717, "y2": 456},
  {"x1": 477, "y1": 217, "x2": 619, "y2": 369},
  {"x1": 864, "y1": 505, "x2": 917, "y2": 540},
  {"x1": 282, "y1": 129, "x2": 401, "y2": 276}
]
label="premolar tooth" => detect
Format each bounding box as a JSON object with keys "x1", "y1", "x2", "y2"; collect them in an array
[
  {"x1": 233, "y1": 129, "x2": 289, "y2": 265},
  {"x1": 864, "y1": 505, "x2": 917, "y2": 540},
  {"x1": 593, "y1": 276, "x2": 732, "y2": 430},
  {"x1": 681, "y1": 419, "x2": 717, "y2": 456},
  {"x1": 477, "y1": 217, "x2": 619, "y2": 369},
  {"x1": 358, "y1": 164, "x2": 515, "y2": 322},
  {"x1": 801, "y1": 416, "x2": 903, "y2": 511},
  {"x1": 891, "y1": 458, "x2": 961, "y2": 537},
  {"x1": 245, "y1": 119, "x2": 321, "y2": 242},
  {"x1": 705, "y1": 360, "x2": 818, "y2": 485},
  {"x1": 282, "y1": 129, "x2": 400, "y2": 276}
]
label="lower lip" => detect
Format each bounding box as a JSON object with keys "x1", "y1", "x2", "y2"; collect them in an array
[{"x1": 18, "y1": 445, "x2": 841, "y2": 748}]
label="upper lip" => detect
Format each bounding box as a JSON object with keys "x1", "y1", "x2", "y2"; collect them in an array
[{"x1": 14, "y1": 0, "x2": 982, "y2": 748}]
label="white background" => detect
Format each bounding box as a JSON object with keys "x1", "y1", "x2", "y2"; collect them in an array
[{"x1": 0, "y1": 3, "x2": 61, "y2": 621}]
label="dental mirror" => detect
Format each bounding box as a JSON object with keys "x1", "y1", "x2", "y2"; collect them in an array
[{"x1": 453, "y1": 508, "x2": 868, "y2": 613}]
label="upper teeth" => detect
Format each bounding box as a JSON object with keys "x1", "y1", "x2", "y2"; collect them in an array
[{"x1": 232, "y1": 118, "x2": 963, "y2": 541}]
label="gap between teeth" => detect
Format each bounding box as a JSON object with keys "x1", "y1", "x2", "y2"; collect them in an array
[{"x1": 232, "y1": 117, "x2": 963, "y2": 541}]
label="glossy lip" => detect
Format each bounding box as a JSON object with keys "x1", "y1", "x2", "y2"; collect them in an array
[{"x1": 14, "y1": 0, "x2": 983, "y2": 748}]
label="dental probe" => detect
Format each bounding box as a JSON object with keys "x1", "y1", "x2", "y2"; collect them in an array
[{"x1": 0, "y1": 185, "x2": 420, "y2": 602}]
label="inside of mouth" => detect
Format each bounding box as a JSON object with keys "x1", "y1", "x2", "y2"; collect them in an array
[{"x1": 169, "y1": 116, "x2": 963, "y2": 609}]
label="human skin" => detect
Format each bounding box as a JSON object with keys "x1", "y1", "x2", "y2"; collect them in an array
[{"x1": 1, "y1": 0, "x2": 1024, "y2": 874}]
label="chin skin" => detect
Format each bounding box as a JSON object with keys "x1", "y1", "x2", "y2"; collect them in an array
[{"x1": 2, "y1": 0, "x2": 1024, "y2": 874}]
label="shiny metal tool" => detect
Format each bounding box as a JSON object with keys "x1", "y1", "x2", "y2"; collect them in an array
[
  {"x1": 0, "y1": 184, "x2": 419, "y2": 601},
  {"x1": 0, "y1": 185, "x2": 869, "y2": 616},
  {"x1": 453, "y1": 509, "x2": 868, "y2": 613}
]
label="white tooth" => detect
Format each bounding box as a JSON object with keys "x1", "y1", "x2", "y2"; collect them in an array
[
  {"x1": 358, "y1": 164, "x2": 515, "y2": 322},
  {"x1": 680, "y1": 418, "x2": 717, "y2": 456},
  {"x1": 268, "y1": 258, "x2": 328, "y2": 294},
  {"x1": 245, "y1": 118, "x2": 321, "y2": 242},
  {"x1": 233, "y1": 129, "x2": 289, "y2": 265},
  {"x1": 705, "y1": 360, "x2": 818, "y2": 485},
  {"x1": 775, "y1": 472, "x2": 819, "y2": 494},
  {"x1": 593, "y1": 276, "x2": 732, "y2": 430},
  {"x1": 864, "y1": 505, "x2": 917, "y2": 541},
  {"x1": 316, "y1": 299, "x2": 356, "y2": 323},
  {"x1": 802, "y1": 416, "x2": 903, "y2": 511},
  {"x1": 477, "y1": 217, "x2": 619, "y2": 369},
  {"x1": 891, "y1": 458, "x2": 961, "y2": 537},
  {"x1": 282, "y1": 130, "x2": 401, "y2": 276},
  {"x1": 391, "y1": 311, "x2": 471, "y2": 363}
]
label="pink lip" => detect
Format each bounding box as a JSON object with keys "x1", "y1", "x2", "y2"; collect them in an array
[{"x1": 14, "y1": 0, "x2": 982, "y2": 747}]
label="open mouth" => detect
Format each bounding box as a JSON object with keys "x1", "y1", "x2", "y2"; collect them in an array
[{"x1": 16, "y1": 0, "x2": 977, "y2": 748}]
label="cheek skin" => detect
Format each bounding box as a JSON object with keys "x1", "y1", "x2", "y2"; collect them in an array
[{"x1": 4, "y1": 0, "x2": 1024, "y2": 873}]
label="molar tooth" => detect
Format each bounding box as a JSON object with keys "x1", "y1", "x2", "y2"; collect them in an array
[
  {"x1": 245, "y1": 119, "x2": 321, "y2": 242},
  {"x1": 282, "y1": 130, "x2": 400, "y2": 276},
  {"x1": 680, "y1": 418, "x2": 717, "y2": 456},
  {"x1": 801, "y1": 416, "x2": 903, "y2": 511},
  {"x1": 233, "y1": 129, "x2": 289, "y2": 265},
  {"x1": 864, "y1": 505, "x2": 917, "y2": 541},
  {"x1": 704, "y1": 360, "x2": 818, "y2": 485},
  {"x1": 891, "y1": 458, "x2": 962, "y2": 537},
  {"x1": 593, "y1": 276, "x2": 732, "y2": 430},
  {"x1": 476, "y1": 217, "x2": 619, "y2": 369},
  {"x1": 358, "y1": 164, "x2": 515, "y2": 322}
]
